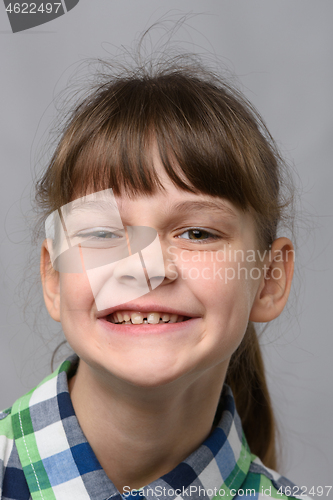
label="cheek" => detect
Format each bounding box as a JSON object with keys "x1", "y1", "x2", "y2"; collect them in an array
[
  {"x1": 59, "y1": 272, "x2": 98, "y2": 355},
  {"x1": 180, "y1": 255, "x2": 255, "y2": 309},
  {"x1": 180, "y1": 256, "x2": 256, "y2": 345},
  {"x1": 59, "y1": 272, "x2": 95, "y2": 313}
]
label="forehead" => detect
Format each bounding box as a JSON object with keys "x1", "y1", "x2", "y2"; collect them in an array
[
  {"x1": 70, "y1": 138, "x2": 249, "y2": 219},
  {"x1": 116, "y1": 188, "x2": 240, "y2": 222},
  {"x1": 113, "y1": 154, "x2": 244, "y2": 220},
  {"x1": 72, "y1": 150, "x2": 233, "y2": 214},
  {"x1": 69, "y1": 186, "x2": 240, "y2": 222}
]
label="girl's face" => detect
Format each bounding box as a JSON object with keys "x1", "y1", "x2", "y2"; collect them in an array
[{"x1": 43, "y1": 153, "x2": 267, "y2": 390}]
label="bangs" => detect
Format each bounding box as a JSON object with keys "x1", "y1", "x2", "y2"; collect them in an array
[
  {"x1": 70, "y1": 123, "x2": 197, "y2": 200},
  {"x1": 62, "y1": 74, "x2": 277, "y2": 210}
]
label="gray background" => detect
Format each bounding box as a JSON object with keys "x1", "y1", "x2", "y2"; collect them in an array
[{"x1": 0, "y1": 0, "x2": 332, "y2": 493}]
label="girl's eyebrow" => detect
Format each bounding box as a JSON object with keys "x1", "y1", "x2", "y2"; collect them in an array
[
  {"x1": 69, "y1": 200, "x2": 118, "y2": 211},
  {"x1": 65, "y1": 200, "x2": 121, "y2": 216},
  {"x1": 170, "y1": 200, "x2": 238, "y2": 219}
]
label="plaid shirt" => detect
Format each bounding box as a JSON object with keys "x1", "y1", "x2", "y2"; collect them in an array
[{"x1": 0, "y1": 355, "x2": 311, "y2": 500}]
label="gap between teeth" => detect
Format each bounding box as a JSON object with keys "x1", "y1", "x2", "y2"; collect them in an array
[{"x1": 108, "y1": 312, "x2": 185, "y2": 324}]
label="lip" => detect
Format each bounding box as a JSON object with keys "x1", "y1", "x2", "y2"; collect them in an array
[
  {"x1": 98, "y1": 316, "x2": 201, "y2": 335},
  {"x1": 95, "y1": 303, "x2": 201, "y2": 319}
]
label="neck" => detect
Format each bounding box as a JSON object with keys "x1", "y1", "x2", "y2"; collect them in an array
[{"x1": 69, "y1": 359, "x2": 228, "y2": 493}]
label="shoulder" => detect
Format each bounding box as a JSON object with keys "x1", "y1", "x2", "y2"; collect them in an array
[
  {"x1": 0, "y1": 407, "x2": 31, "y2": 499},
  {"x1": 0, "y1": 408, "x2": 14, "y2": 462},
  {"x1": 0, "y1": 408, "x2": 15, "y2": 496},
  {"x1": 0, "y1": 358, "x2": 76, "y2": 499},
  {"x1": 238, "y1": 455, "x2": 313, "y2": 500}
]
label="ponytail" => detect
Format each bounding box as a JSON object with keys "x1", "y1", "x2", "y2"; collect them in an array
[{"x1": 225, "y1": 322, "x2": 278, "y2": 470}]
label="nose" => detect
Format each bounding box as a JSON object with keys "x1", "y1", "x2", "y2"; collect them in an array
[
  {"x1": 113, "y1": 227, "x2": 165, "y2": 291},
  {"x1": 113, "y1": 251, "x2": 152, "y2": 289}
]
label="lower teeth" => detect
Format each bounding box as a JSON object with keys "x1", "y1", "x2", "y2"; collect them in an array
[{"x1": 110, "y1": 318, "x2": 186, "y2": 325}]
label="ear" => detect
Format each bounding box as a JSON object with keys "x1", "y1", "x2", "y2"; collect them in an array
[
  {"x1": 249, "y1": 237, "x2": 294, "y2": 323},
  {"x1": 40, "y1": 239, "x2": 61, "y2": 322}
]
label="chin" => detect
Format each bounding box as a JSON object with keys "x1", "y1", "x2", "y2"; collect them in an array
[
  {"x1": 115, "y1": 361, "x2": 187, "y2": 389},
  {"x1": 78, "y1": 348, "x2": 184, "y2": 389}
]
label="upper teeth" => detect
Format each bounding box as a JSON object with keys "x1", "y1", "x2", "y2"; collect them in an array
[{"x1": 109, "y1": 311, "x2": 184, "y2": 324}]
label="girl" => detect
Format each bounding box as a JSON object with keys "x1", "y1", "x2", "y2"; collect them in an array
[{"x1": 0, "y1": 56, "x2": 311, "y2": 500}]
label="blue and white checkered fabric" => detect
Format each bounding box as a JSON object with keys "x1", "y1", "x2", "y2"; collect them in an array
[{"x1": 0, "y1": 355, "x2": 312, "y2": 500}]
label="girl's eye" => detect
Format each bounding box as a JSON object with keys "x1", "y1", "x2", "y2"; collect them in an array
[
  {"x1": 82, "y1": 230, "x2": 120, "y2": 239},
  {"x1": 71, "y1": 228, "x2": 125, "y2": 248},
  {"x1": 75, "y1": 229, "x2": 122, "y2": 239},
  {"x1": 177, "y1": 228, "x2": 220, "y2": 242}
]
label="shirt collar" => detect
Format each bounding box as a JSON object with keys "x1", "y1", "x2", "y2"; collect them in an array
[{"x1": 11, "y1": 355, "x2": 252, "y2": 500}]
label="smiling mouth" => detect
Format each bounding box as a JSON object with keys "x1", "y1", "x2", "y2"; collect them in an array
[{"x1": 105, "y1": 311, "x2": 191, "y2": 325}]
